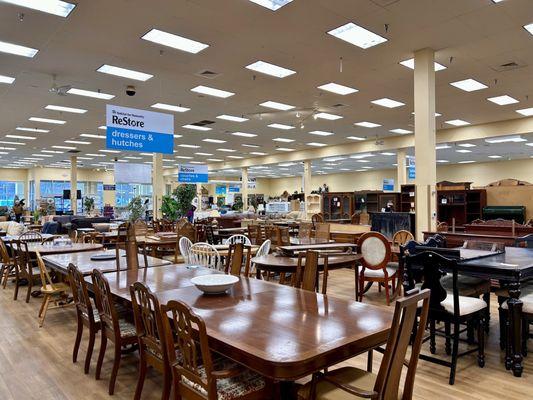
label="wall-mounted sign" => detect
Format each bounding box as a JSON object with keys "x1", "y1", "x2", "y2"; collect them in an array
[
  {"x1": 178, "y1": 164, "x2": 208, "y2": 183},
  {"x1": 228, "y1": 185, "x2": 240, "y2": 193},
  {"x1": 106, "y1": 104, "x2": 174, "y2": 154},
  {"x1": 215, "y1": 185, "x2": 227, "y2": 196},
  {"x1": 103, "y1": 184, "x2": 116, "y2": 191},
  {"x1": 247, "y1": 178, "x2": 257, "y2": 190},
  {"x1": 408, "y1": 156, "x2": 416, "y2": 179},
  {"x1": 382, "y1": 178, "x2": 395, "y2": 191}
]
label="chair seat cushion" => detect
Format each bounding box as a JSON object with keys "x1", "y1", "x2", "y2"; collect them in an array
[
  {"x1": 81, "y1": 308, "x2": 100, "y2": 323},
  {"x1": 441, "y1": 274, "x2": 491, "y2": 297},
  {"x1": 441, "y1": 295, "x2": 487, "y2": 316},
  {"x1": 118, "y1": 319, "x2": 137, "y2": 338},
  {"x1": 298, "y1": 367, "x2": 387, "y2": 400},
  {"x1": 182, "y1": 357, "x2": 266, "y2": 400},
  {"x1": 358, "y1": 263, "x2": 398, "y2": 279},
  {"x1": 501, "y1": 289, "x2": 533, "y2": 314}
]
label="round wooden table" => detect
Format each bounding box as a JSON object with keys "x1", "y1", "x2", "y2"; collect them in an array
[{"x1": 251, "y1": 253, "x2": 361, "y2": 274}]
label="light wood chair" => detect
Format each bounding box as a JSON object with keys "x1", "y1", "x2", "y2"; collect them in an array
[
  {"x1": 35, "y1": 252, "x2": 70, "y2": 327},
  {"x1": 161, "y1": 300, "x2": 272, "y2": 400},
  {"x1": 293, "y1": 250, "x2": 327, "y2": 294},
  {"x1": 67, "y1": 263, "x2": 101, "y2": 374},
  {"x1": 247, "y1": 224, "x2": 264, "y2": 245},
  {"x1": 314, "y1": 223, "x2": 330, "y2": 242},
  {"x1": 224, "y1": 242, "x2": 252, "y2": 277},
  {"x1": 298, "y1": 222, "x2": 313, "y2": 240},
  {"x1": 436, "y1": 221, "x2": 449, "y2": 232},
  {"x1": 298, "y1": 288, "x2": 430, "y2": 400},
  {"x1": 189, "y1": 243, "x2": 221, "y2": 270},
  {"x1": 130, "y1": 282, "x2": 172, "y2": 400},
  {"x1": 0, "y1": 239, "x2": 16, "y2": 289},
  {"x1": 18, "y1": 230, "x2": 43, "y2": 243},
  {"x1": 392, "y1": 230, "x2": 414, "y2": 246},
  {"x1": 92, "y1": 269, "x2": 138, "y2": 395},
  {"x1": 115, "y1": 222, "x2": 149, "y2": 270},
  {"x1": 311, "y1": 213, "x2": 324, "y2": 227},
  {"x1": 357, "y1": 232, "x2": 397, "y2": 305}
]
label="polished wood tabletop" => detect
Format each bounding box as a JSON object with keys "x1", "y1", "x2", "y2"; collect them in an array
[
  {"x1": 43, "y1": 249, "x2": 171, "y2": 275},
  {"x1": 213, "y1": 244, "x2": 260, "y2": 257},
  {"x1": 1, "y1": 233, "x2": 57, "y2": 243},
  {"x1": 251, "y1": 253, "x2": 361, "y2": 273},
  {"x1": 99, "y1": 265, "x2": 392, "y2": 381},
  {"x1": 278, "y1": 241, "x2": 356, "y2": 255},
  {"x1": 22, "y1": 242, "x2": 104, "y2": 255}
]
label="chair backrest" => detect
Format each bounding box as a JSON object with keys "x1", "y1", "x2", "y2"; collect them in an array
[
  {"x1": 35, "y1": 251, "x2": 57, "y2": 290},
  {"x1": 311, "y1": 213, "x2": 324, "y2": 227},
  {"x1": 392, "y1": 230, "x2": 414, "y2": 246},
  {"x1": 373, "y1": 289, "x2": 430, "y2": 400},
  {"x1": 133, "y1": 220, "x2": 148, "y2": 236},
  {"x1": 91, "y1": 269, "x2": 120, "y2": 334},
  {"x1": 357, "y1": 232, "x2": 391, "y2": 271},
  {"x1": 515, "y1": 233, "x2": 533, "y2": 248},
  {"x1": 255, "y1": 239, "x2": 271, "y2": 258},
  {"x1": 178, "y1": 221, "x2": 197, "y2": 243},
  {"x1": 18, "y1": 230, "x2": 43, "y2": 243},
  {"x1": 295, "y1": 250, "x2": 322, "y2": 293},
  {"x1": 267, "y1": 226, "x2": 290, "y2": 246},
  {"x1": 223, "y1": 234, "x2": 251, "y2": 246},
  {"x1": 161, "y1": 300, "x2": 215, "y2": 397},
  {"x1": 224, "y1": 242, "x2": 251, "y2": 276},
  {"x1": 116, "y1": 222, "x2": 146, "y2": 270},
  {"x1": 436, "y1": 221, "x2": 448, "y2": 232},
  {"x1": 67, "y1": 263, "x2": 95, "y2": 322},
  {"x1": 298, "y1": 222, "x2": 312, "y2": 240},
  {"x1": 247, "y1": 224, "x2": 264, "y2": 245},
  {"x1": 82, "y1": 231, "x2": 104, "y2": 244},
  {"x1": 130, "y1": 282, "x2": 168, "y2": 364},
  {"x1": 314, "y1": 223, "x2": 330, "y2": 242},
  {"x1": 0, "y1": 239, "x2": 12, "y2": 264},
  {"x1": 13, "y1": 240, "x2": 31, "y2": 277},
  {"x1": 179, "y1": 236, "x2": 194, "y2": 263},
  {"x1": 205, "y1": 224, "x2": 217, "y2": 245},
  {"x1": 189, "y1": 242, "x2": 221, "y2": 270},
  {"x1": 350, "y1": 212, "x2": 361, "y2": 224},
  {"x1": 463, "y1": 240, "x2": 504, "y2": 252}
]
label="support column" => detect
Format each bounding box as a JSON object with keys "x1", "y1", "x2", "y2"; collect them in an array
[
  {"x1": 152, "y1": 153, "x2": 164, "y2": 219},
  {"x1": 414, "y1": 48, "x2": 437, "y2": 240},
  {"x1": 70, "y1": 156, "x2": 78, "y2": 214},
  {"x1": 241, "y1": 167, "x2": 249, "y2": 211},
  {"x1": 196, "y1": 184, "x2": 203, "y2": 211},
  {"x1": 396, "y1": 149, "x2": 407, "y2": 191},
  {"x1": 303, "y1": 160, "x2": 312, "y2": 213}
]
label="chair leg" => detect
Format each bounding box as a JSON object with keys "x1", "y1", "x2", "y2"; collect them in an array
[
  {"x1": 449, "y1": 322, "x2": 460, "y2": 385},
  {"x1": 171, "y1": 373, "x2": 182, "y2": 400},
  {"x1": 499, "y1": 308, "x2": 507, "y2": 351},
  {"x1": 38, "y1": 294, "x2": 51, "y2": 327},
  {"x1": 445, "y1": 322, "x2": 452, "y2": 355},
  {"x1": 108, "y1": 342, "x2": 122, "y2": 395},
  {"x1": 95, "y1": 334, "x2": 107, "y2": 380},
  {"x1": 477, "y1": 317, "x2": 485, "y2": 367},
  {"x1": 73, "y1": 314, "x2": 83, "y2": 363},
  {"x1": 25, "y1": 280, "x2": 32, "y2": 303},
  {"x1": 384, "y1": 280, "x2": 390, "y2": 306},
  {"x1": 522, "y1": 318, "x2": 528, "y2": 357},
  {"x1": 429, "y1": 319, "x2": 436, "y2": 354},
  {"x1": 84, "y1": 329, "x2": 96, "y2": 374},
  {"x1": 483, "y1": 292, "x2": 491, "y2": 333},
  {"x1": 134, "y1": 352, "x2": 147, "y2": 400},
  {"x1": 161, "y1": 365, "x2": 172, "y2": 400}
]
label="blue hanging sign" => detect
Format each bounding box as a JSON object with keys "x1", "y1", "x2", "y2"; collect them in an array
[
  {"x1": 228, "y1": 185, "x2": 240, "y2": 193},
  {"x1": 178, "y1": 164, "x2": 208, "y2": 183},
  {"x1": 382, "y1": 178, "x2": 395, "y2": 191},
  {"x1": 408, "y1": 166, "x2": 416, "y2": 179},
  {"x1": 215, "y1": 185, "x2": 227, "y2": 195},
  {"x1": 106, "y1": 105, "x2": 174, "y2": 154}
]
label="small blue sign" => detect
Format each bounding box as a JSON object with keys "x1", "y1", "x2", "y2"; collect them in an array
[
  {"x1": 228, "y1": 185, "x2": 240, "y2": 193},
  {"x1": 215, "y1": 185, "x2": 227, "y2": 195},
  {"x1": 408, "y1": 166, "x2": 416, "y2": 179},
  {"x1": 106, "y1": 127, "x2": 174, "y2": 154},
  {"x1": 382, "y1": 178, "x2": 394, "y2": 191},
  {"x1": 178, "y1": 164, "x2": 208, "y2": 183}
]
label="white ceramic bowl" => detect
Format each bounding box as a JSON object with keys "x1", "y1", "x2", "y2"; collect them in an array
[{"x1": 190, "y1": 274, "x2": 239, "y2": 294}]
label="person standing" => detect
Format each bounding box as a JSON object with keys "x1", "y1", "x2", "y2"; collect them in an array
[{"x1": 13, "y1": 200, "x2": 23, "y2": 223}]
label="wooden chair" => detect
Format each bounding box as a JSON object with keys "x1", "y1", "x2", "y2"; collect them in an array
[
  {"x1": 405, "y1": 251, "x2": 486, "y2": 385},
  {"x1": 18, "y1": 230, "x2": 43, "y2": 243},
  {"x1": 91, "y1": 269, "x2": 138, "y2": 395},
  {"x1": 178, "y1": 221, "x2": 197, "y2": 242},
  {"x1": 189, "y1": 243, "x2": 221, "y2": 270},
  {"x1": 298, "y1": 222, "x2": 313, "y2": 240},
  {"x1": 247, "y1": 224, "x2": 264, "y2": 245},
  {"x1": 12, "y1": 240, "x2": 41, "y2": 302},
  {"x1": 357, "y1": 232, "x2": 397, "y2": 305},
  {"x1": 82, "y1": 231, "x2": 104, "y2": 244},
  {"x1": 436, "y1": 222, "x2": 449, "y2": 232},
  {"x1": 115, "y1": 222, "x2": 149, "y2": 270},
  {"x1": 224, "y1": 242, "x2": 252, "y2": 277},
  {"x1": 67, "y1": 263, "x2": 101, "y2": 374},
  {"x1": 311, "y1": 213, "x2": 324, "y2": 227},
  {"x1": 392, "y1": 230, "x2": 414, "y2": 246},
  {"x1": 35, "y1": 252, "x2": 70, "y2": 327},
  {"x1": 130, "y1": 282, "x2": 172, "y2": 400},
  {"x1": 298, "y1": 289, "x2": 430, "y2": 400},
  {"x1": 515, "y1": 234, "x2": 533, "y2": 248},
  {"x1": 314, "y1": 223, "x2": 330, "y2": 242},
  {"x1": 205, "y1": 224, "x2": 218, "y2": 245},
  {"x1": 160, "y1": 300, "x2": 271, "y2": 400},
  {"x1": 0, "y1": 238, "x2": 16, "y2": 289},
  {"x1": 224, "y1": 234, "x2": 251, "y2": 246},
  {"x1": 133, "y1": 220, "x2": 149, "y2": 236},
  {"x1": 350, "y1": 212, "x2": 361, "y2": 225},
  {"x1": 177, "y1": 236, "x2": 193, "y2": 264},
  {"x1": 251, "y1": 239, "x2": 271, "y2": 278},
  {"x1": 462, "y1": 240, "x2": 504, "y2": 252},
  {"x1": 293, "y1": 250, "x2": 327, "y2": 294}
]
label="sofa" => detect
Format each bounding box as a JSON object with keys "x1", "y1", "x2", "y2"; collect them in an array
[
  {"x1": 0, "y1": 221, "x2": 25, "y2": 236},
  {"x1": 70, "y1": 217, "x2": 111, "y2": 231}
]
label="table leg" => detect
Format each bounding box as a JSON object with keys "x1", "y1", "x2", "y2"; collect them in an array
[{"x1": 506, "y1": 281, "x2": 523, "y2": 377}]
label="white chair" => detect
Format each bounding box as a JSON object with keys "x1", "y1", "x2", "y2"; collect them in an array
[
  {"x1": 189, "y1": 242, "x2": 221, "y2": 270},
  {"x1": 178, "y1": 236, "x2": 193, "y2": 263},
  {"x1": 251, "y1": 239, "x2": 271, "y2": 278},
  {"x1": 223, "y1": 234, "x2": 251, "y2": 246}
]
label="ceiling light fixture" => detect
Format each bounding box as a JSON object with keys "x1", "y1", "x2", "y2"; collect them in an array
[
  {"x1": 67, "y1": 88, "x2": 115, "y2": 100},
  {"x1": 217, "y1": 114, "x2": 248, "y2": 122},
  {"x1": 272, "y1": 138, "x2": 294, "y2": 142},
  {"x1": 487, "y1": 95, "x2": 519, "y2": 105},
  {"x1": 0, "y1": 74, "x2": 15, "y2": 84},
  {"x1": 16, "y1": 127, "x2": 49, "y2": 133},
  {"x1": 141, "y1": 28, "x2": 209, "y2": 54},
  {"x1": 523, "y1": 23, "x2": 533, "y2": 36},
  {"x1": 327, "y1": 22, "x2": 387, "y2": 49},
  {"x1": 245, "y1": 60, "x2": 296, "y2": 78},
  {"x1": 5, "y1": 134, "x2": 36, "y2": 140},
  {"x1": 80, "y1": 134, "x2": 105, "y2": 139},
  {"x1": 277, "y1": 147, "x2": 294, "y2": 152},
  {"x1": 151, "y1": 103, "x2": 190, "y2": 112},
  {"x1": 315, "y1": 112, "x2": 343, "y2": 120},
  {"x1": 516, "y1": 107, "x2": 533, "y2": 116},
  {"x1": 371, "y1": 98, "x2": 405, "y2": 108},
  {"x1": 389, "y1": 128, "x2": 412, "y2": 134},
  {"x1": 485, "y1": 135, "x2": 527, "y2": 143},
  {"x1": 248, "y1": 0, "x2": 293, "y2": 11},
  {"x1": 65, "y1": 140, "x2": 91, "y2": 145},
  {"x1": 268, "y1": 123, "x2": 294, "y2": 130},
  {"x1": 203, "y1": 138, "x2": 226, "y2": 144},
  {"x1": 0, "y1": 39, "x2": 38, "y2": 57},
  {"x1": 178, "y1": 144, "x2": 200, "y2": 148},
  {"x1": 399, "y1": 58, "x2": 446, "y2": 71},
  {"x1": 450, "y1": 78, "x2": 488, "y2": 92},
  {"x1": 307, "y1": 142, "x2": 326, "y2": 147},
  {"x1": 29, "y1": 117, "x2": 65, "y2": 124},
  {"x1": 45, "y1": 105, "x2": 87, "y2": 114},
  {"x1": 232, "y1": 132, "x2": 257, "y2": 137},
  {"x1": 182, "y1": 124, "x2": 212, "y2": 131},
  {"x1": 309, "y1": 130, "x2": 334, "y2": 136},
  {"x1": 445, "y1": 119, "x2": 470, "y2": 126},
  {"x1": 191, "y1": 85, "x2": 234, "y2": 98},
  {"x1": 97, "y1": 64, "x2": 153, "y2": 81},
  {"x1": 354, "y1": 121, "x2": 381, "y2": 128},
  {"x1": 317, "y1": 82, "x2": 358, "y2": 95},
  {"x1": 259, "y1": 101, "x2": 295, "y2": 110},
  {"x1": 347, "y1": 136, "x2": 365, "y2": 141}
]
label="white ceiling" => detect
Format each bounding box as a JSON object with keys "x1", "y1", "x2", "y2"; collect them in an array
[{"x1": 0, "y1": 0, "x2": 532, "y2": 173}]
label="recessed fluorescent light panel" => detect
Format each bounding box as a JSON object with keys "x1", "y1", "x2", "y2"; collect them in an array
[
  {"x1": 456, "y1": 149, "x2": 472, "y2": 153},
  {"x1": 436, "y1": 144, "x2": 451, "y2": 150},
  {"x1": 6, "y1": 134, "x2": 35, "y2": 140},
  {"x1": 458, "y1": 160, "x2": 475, "y2": 164},
  {"x1": 268, "y1": 123, "x2": 294, "y2": 130},
  {"x1": 245, "y1": 60, "x2": 295, "y2": 78},
  {"x1": 485, "y1": 135, "x2": 526, "y2": 143},
  {"x1": 371, "y1": 98, "x2": 405, "y2": 108},
  {"x1": 29, "y1": 117, "x2": 66, "y2": 124},
  {"x1": 248, "y1": 0, "x2": 293, "y2": 11},
  {"x1": 2, "y1": 0, "x2": 76, "y2": 17},
  {"x1": 203, "y1": 138, "x2": 226, "y2": 144},
  {"x1": 450, "y1": 78, "x2": 488, "y2": 92},
  {"x1": 0, "y1": 40, "x2": 38, "y2": 57},
  {"x1": 17, "y1": 127, "x2": 49, "y2": 133},
  {"x1": 97, "y1": 64, "x2": 153, "y2": 81},
  {"x1": 0, "y1": 74, "x2": 15, "y2": 84},
  {"x1": 445, "y1": 119, "x2": 470, "y2": 126},
  {"x1": 307, "y1": 142, "x2": 326, "y2": 147},
  {"x1": 259, "y1": 101, "x2": 294, "y2": 110},
  {"x1": 355, "y1": 121, "x2": 381, "y2": 128},
  {"x1": 315, "y1": 112, "x2": 343, "y2": 120},
  {"x1": 67, "y1": 88, "x2": 115, "y2": 100},
  {"x1": 523, "y1": 23, "x2": 533, "y2": 36},
  {"x1": 389, "y1": 128, "x2": 412, "y2": 134},
  {"x1": 81, "y1": 134, "x2": 105, "y2": 139},
  {"x1": 516, "y1": 107, "x2": 533, "y2": 116},
  {"x1": 232, "y1": 132, "x2": 257, "y2": 138},
  {"x1": 151, "y1": 103, "x2": 190, "y2": 112},
  {"x1": 142, "y1": 28, "x2": 209, "y2": 54},
  {"x1": 182, "y1": 124, "x2": 212, "y2": 131},
  {"x1": 277, "y1": 147, "x2": 294, "y2": 152},
  {"x1": 242, "y1": 144, "x2": 260, "y2": 148},
  {"x1": 309, "y1": 130, "x2": 334, "y2": 136},
  {"x1": 399, "y1": 58, "x2": 446, "y2": 71},
  {"x1": 65, "y1": 140, "x2": 91, "y2": 145},
  {"x1": 217, "y1": 115, "x2": 248, "y2": 122},
  {"x1": 273, "y1": 138, "x2": 294, "y2": 142},
  {"x1": 458, "y1": 143, "x2": 476, "y2": 148},
  {"x1": 327, "y1": 22, "x2": 387, "y2": 49},
  {"x1": 488, "y1": 155, "x2": 502, "y2": 158},
  {"x1": 347, "y1": 136, "x2": 365, "y2": 141},
  {"x1": 317, "y1": 82, "x2": 358, "y2": 95},
  {"x1": 45, "y1": 105, "x2": 87, "y2": 114},
  {"x1": 191, "y1": 85, "x2": 234, "y2": 98},
  {"x1": 487, "y1": 95, "x2": 519, "y2": 106}
]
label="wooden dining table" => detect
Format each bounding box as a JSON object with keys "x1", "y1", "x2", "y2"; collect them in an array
[
  {"x1": 17, "y1": 242, "x2": 104, "y2": 255},
  {"x1": 277, "y1": 241, "x2": 357, "y2": 256},
  {"x1": 43, "y1": 249, "x2": 171, "y2": 275},
  {"x1": 212, "y1": 244, "x2": 260, "y2": 257},
  {"x1": 86, "y1": 264, "x2": 392, "y2": 392}
]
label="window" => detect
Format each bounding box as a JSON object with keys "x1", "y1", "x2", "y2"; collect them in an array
[
  {"x1": 39, "y1": 180, "x2": 104, "y2": 213},
  {"x1": 0, "y1": 181, "x2": 25, "y2": 207},
  {"x1": 116, "y1": 183, "x2": 152, "y2": 208}
]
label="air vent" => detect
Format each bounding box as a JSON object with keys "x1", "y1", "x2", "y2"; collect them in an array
[
  {"x1": 371, "y1": 0, "x2": 401, "y2": 6},
  {"x1": 489, "y1": 60, "x2": 527, "y2": 72},
  {"x1": 193, "y1": 120, "x2": 215, "y2": 127},
  {"x1": 331, "y1": 103, "x2": 348, "y2": 108},
  {"x1": 68, "y1": 150, "x2": 81, "y2": 153},
  {"x1": 195, "y1": 69, "x2": 220, "y2": 79}
]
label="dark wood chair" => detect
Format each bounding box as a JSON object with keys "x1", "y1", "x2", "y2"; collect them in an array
[
  {"x1": 293, "y1": 250, "x2": 327, "y2": 294},
  {"x1": 515, "y1": 233, "x2": 533, "y2": 248},
  {"x1": 205, "y1": 224, "x2": 218, "y2": 245},
  {"x1": 18, "y1": 230, "x2": 43, "y2": 243},
  {"x1": 224, "y1": 242, "x2": 252, "y2": 277},
  {"x1": 115, "y1": 222, "x2": 149, "y2": 270},
  {"x1": 350, "y1": 212, "x2": 361, "y2": 225},
  {"x1": 91, "y1": 269, "x2": 138, "y2": 395},
  {"x1": 130, "y1": 282, "x2": 172, "y2": 400},
  {"x1": 405, "y1": 251, "x2": 486, "y2": 385},
  {"x1": 12, "y1": 240, "x2": 40, "y2": 302},
  {"x1": 160, "y1": 300, "x2": 272, "y2": 400},
  {"x1": 298, "y1": 222, "x2": 313, "y2": 240},
  {"x1": 298, "y1": 288, "x2": 430, "y2": 400},
  {"x1": 462, "y1": 240, "x2": 504, "y2": 252},
  {"x1": 311, "y1": 213, "x2": 324, "y2": 227},
  {"x1": 67, "y1": 263, "x2": 101, "y2": 374},
  {"x1": 0, "y1": 238, "x2": 16, "y2": 289},
  {"x1": 314, "y1": 223, "x2": 330, "y2": 242},
  {"x1": 247, "y1": 224, "x2": 264, "y2": 245},
  {"x1": 436, "y1": 222, "x2": 448, "y2": 232}
]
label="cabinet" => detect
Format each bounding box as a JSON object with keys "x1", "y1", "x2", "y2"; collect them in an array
[
  {"x1": 322, "y1": 192, "x2": 354, "y2": 221},
  {"x1": 306, "y1": 194, "x2": 322, "y2": 219},
  {"x1": 400, "y1": 185, "x2": 416, "y2": 212},
  {"x1": 354, "y1": 191, "x2": 400, "y2": 213}
]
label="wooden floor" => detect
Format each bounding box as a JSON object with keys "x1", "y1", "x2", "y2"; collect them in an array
[{"x1": 0, "y1": 268, "x2": 531, "y2": 399}]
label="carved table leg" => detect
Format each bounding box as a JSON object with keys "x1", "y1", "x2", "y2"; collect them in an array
[{"x1": 506, "y1": 281, "x2": 523, "y2": 377}]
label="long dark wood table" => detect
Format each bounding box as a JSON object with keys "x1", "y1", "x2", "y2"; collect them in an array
[
  {"x1": 86, "y1": 264, "x2": 392, "y2": 386},
  {"x1": 43, "y1": 249, "x2": 171, "y2": 275},
  {"x1": 16, "y1": 242, "x2": 104, "y2": 255},
  {"x1": 277, "y1": 241, "x2": 356, "y2": 256}
]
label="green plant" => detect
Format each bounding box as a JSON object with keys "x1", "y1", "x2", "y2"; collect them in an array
[
  {"x1": 83, "y1": 196, "x2": 95, "y2": 214},
  {"x1": 161, "y1": 195, "x2": 180, "y2": 220},
  {"x1": 174, "y1": 184, "x2": 197, "y2": 217},
  {"x1": 126, "y1": 196, "x2": 145, "y2": 222},
  {"x1": 217, "y1": 197, "x2": 225, "y2": 208},
  {"x1": 32, "y1": 209, "x2": 41, "y2": 222},
  {"x1": 233, "y1": 196, "x2": 243, "y2": 212}
]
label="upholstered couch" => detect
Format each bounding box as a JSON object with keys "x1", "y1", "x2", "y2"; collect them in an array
[{"x1": 0, "y1": 221, "x2": 25, "y2": 236}]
